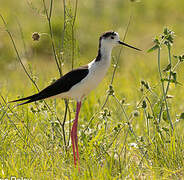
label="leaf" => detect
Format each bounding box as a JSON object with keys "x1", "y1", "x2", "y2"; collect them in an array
[
  {"x1": 163, "y1": 63, "x2": 171, "y2": 72},
  {"x1": 147, "y1": 44, "x2": 159, "y2": 53},
  {"x1": 162, "y1": 127, "x2": 169, "y2": 132},
  {"x1": 161, "y1": 78, "x2": 182, "y2": 86},
  {"x1": 141, "y1": 80, "x2": 150, "y2": 90},
  {"x1": 173, "y1": 55, "x2": 178, "y2": 60},
  {"x1": 173, "y1": 55, "x2": 184, "y2": 62},
  {"x1": 171, "y1": 71, "x2": 177, "y2": 82},
  {"x1": 179, "y1": 55, "x2": 184, "y2": 62},
  {"x1": 170, "y1": 79, "x2": 182, "y2": 86},
  {"x1": 166, "y1": 95, "x2": 174, "y2": 99},
  {"x1": 163, "y1": 27, "x2": 168, "y2": 35},
  {"x1": 179, "y1": 112, "x2": 184, "y2": 120}
]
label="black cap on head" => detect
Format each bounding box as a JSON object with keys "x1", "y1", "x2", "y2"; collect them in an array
[
  {"x1": 101, "y1": 31, "x2": 116, "y2": 39},
  {"x1": 99, "y1": 31, "x2": 141, "y2": 51}
]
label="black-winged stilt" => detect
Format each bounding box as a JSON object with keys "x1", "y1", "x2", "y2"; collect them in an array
[{"x1": 10, "y1": 31, "x2": 141, "y2": 167}]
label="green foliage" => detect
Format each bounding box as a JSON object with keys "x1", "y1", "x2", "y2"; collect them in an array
[{"x1": 0, "y1": 0, "x2": 184, "y2": 179}]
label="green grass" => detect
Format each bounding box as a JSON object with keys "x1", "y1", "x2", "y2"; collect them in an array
[{"x1": 0, "y1": 0, "x2": 184, "y2": 179}]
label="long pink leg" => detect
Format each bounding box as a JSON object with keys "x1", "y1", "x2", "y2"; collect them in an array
[
  {"x1": 71, "y1": 101, "x2": 81, "y2": 167},
  {"x1": 71, "y1": 128, "x2": 76, "y2": 165}
]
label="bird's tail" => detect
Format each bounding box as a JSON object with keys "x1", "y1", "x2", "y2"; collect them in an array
[
  {"x1": 9, "y1": 78, "x2": 64, "y2": 105},
  {"x1": 9, "y1": 93, "x2": 42, "y2": 106}
]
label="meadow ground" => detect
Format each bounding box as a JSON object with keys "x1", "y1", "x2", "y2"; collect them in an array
[{"x1": 0, "y1": 0, "x2": 184, "y2": 179}]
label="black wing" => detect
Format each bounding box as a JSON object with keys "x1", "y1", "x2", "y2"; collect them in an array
[{"x1": 10, "y1": 66, "x2": 89, "y2": 105}]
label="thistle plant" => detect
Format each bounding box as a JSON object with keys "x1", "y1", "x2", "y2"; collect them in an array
[
  {"x1": 139, "y1": 27, "x2": 184, "y2": 145},
  {"x1": 148, "y1": 27, "x2": 175, "y2": 131}
]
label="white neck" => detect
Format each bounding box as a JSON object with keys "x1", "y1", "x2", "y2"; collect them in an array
[
  {"x1": 100, "y1": 45, "x2": 112, "y2": 61},
  {"x1": 96, "y1": 40, "x2": 113, "y2": 63}
]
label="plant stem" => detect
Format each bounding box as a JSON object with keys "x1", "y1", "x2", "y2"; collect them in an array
[
  {"x1": 110, "y1": 15, "x2": 132, "y2": 85},
  {"x1": 62, "y1": 99, "x2": 68, "y2": 151},
  {"x1": 71, "y1": 0, "x2": 78, "y2": 69},
  {"x1": 165, "y1": 46, "x2": 172, "y2": 95},
  {"x1": 157, "y1": 47, "x2": 173, "y2": 130},
  {"x1": 43, "y1": 0, "x2": 62, "y2": 76},
  {"x1": 144, "y1": 108, "x2": 150, "y2": 137},
  {"x1": 0, "y1": 14, "x2": 39, "y2": 90},
  {"x1": 113, "y1": 95, "x2": 146, "y2": 157}
]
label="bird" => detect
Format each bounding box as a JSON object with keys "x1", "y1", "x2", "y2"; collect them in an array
[{"x1": 10, "y1": 31, "x2": 141, "y2": 168}]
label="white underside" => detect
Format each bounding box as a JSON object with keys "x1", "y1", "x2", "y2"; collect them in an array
[{"x1": 53, "y1": 57, "x2": 111, "y2": 101}]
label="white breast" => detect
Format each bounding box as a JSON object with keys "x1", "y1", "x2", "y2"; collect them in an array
[{"x1": 65, "y1": 58, "x2": 111, "y2": 101}]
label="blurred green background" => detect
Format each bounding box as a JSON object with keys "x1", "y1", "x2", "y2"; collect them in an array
[
  {"x1": 1, "y1": 0, "x2": 184, "y2": 178},
  {"x1": 1, "y1": 0, "x2": 184, "y2": 107}
]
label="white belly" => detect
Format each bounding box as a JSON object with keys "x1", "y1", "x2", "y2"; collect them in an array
[{"x1": 65, "y1": 59, "x2": 110, "y2": 101}]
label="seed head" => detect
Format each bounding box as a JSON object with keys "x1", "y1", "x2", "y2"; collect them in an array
[{"x1": 32, "y1": 32, "x2": 40, "y2": 41}]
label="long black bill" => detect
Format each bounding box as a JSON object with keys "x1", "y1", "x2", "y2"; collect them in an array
[{"x1": 118, "y1": 41, "x2": 141, "y2": 51}]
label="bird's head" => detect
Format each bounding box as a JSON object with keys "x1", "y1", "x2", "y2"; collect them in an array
[{"x1": 99, "y1": 31, "x2": 141, "y2": 51}]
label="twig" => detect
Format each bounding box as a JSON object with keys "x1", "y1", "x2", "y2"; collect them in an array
[
  {"x1": 110, "y1": 15, "x2": 132, "y2": 85},
  {"x1": 60, "y1": 0, "x2": 66, "y2": 69},
  {"x1": 0, "y1": 14, "x2": 39, "y2": 90},
  {"x1": 16, "y1": 17, "x2": 28, "y2": 57},
  {"x1": 42, "y1": 0, "x2": 62, "y2": 76},
  {"x1": 62, "y1": 99, "x2": 68, "y2": 151},
  {"x1": 71, "y1": 0, "x2": 78, "y2": 69}
]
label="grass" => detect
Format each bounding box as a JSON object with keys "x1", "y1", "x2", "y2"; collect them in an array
[{"x1": 0, "y1": 0, "x2": 184, "y2": 179}]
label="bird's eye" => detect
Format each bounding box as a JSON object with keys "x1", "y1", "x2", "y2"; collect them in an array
[{"x1": 111, "y1": 36, "x2": 114, "y2": 39}]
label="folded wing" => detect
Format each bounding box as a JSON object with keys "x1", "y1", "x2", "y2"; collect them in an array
[{"x1": 10, "y1": 66, "x2": 89, "y2": 105}]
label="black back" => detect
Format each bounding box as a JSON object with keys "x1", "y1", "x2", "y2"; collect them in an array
[
  {"x1": 38, "y1": 65, "x2": 89, "y2": 99},
  {"x1": 10, "y1": 65, "x2": 89, "y2": 105}
]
